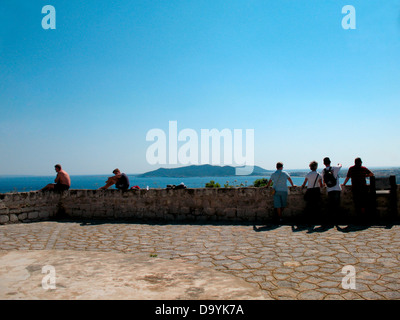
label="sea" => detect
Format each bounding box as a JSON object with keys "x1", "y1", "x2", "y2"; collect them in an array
[{"x1": 0, "y1": 174, "x2": 348, "y2": 194}]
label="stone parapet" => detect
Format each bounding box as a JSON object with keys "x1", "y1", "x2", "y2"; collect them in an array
[{"x1": 0, "y1": 186, "x2": 399, "y2": 224}]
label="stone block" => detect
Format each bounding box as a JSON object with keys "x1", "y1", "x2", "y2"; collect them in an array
[
  {"x1": 222, "y1": 208, "x2": 236, "y2": 218},
  {"x1": 179, "y1": 207, "x2": 190, "y2": 214},
  {"x1": 193, "y1": 208, "x2": 203, "y2": 216},
  {"x1": 39, "y1": 211, "x2": 50, "y2": 218},
  {"x1": 237, "y1": 208, "x2": 256, "y2": 220},
  {"x1": 28, "y1": 192, "x2": 38, "y2": 200},
  {"x1": 203, "y1": 207, "x2": 215, "y2": 216},
  {"x1": 9, "y1": 208, "x2": 22, "y2": 214},
  {"x1": 0, "y1": 215, "x2": 10, "y2": 224},
  {"x1": 18, "y1": 213, "x2": 28, "y2": 221},
  {"x1": 28, "y1": 212, "x2": 39, "y2": 220}
]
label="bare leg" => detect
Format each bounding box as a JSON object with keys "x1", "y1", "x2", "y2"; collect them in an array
[
  {"x1": 276, "y1": 208, "x2": 282, "y2": 219},
  {"x1": 276, "y1": 208, "x2": 285, "y2": 223},
  {"x1": 41, "y1": 184, "x2": 55, "y2": 191},
  {"x1": 99, "y1": 176, "x2": 118, "y2": 190}
]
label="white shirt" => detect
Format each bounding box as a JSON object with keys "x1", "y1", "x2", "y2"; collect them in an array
[
  {"x1": 305, "y1": 171, "x2": 322, "y2": 189},
  {"x1": 322, "y1": 166, "x2": 342, "y2": 192}
]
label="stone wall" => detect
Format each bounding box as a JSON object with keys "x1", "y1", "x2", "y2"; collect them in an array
[{"x1": 0, "y1": 186, "x2": 399, "y2": 225}]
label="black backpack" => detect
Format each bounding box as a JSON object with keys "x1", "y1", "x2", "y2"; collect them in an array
[{"x1": 323, "y1": 167, "x2": 337, "y2": 188}]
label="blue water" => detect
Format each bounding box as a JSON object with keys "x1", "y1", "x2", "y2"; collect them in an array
[{"x1": 0, "y1": 175, "x2": 347, "y2": 193}]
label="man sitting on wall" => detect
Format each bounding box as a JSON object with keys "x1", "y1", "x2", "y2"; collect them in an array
[
  {"x1": 99, "y1": 168, "x2": 130, "y2": 191},
  {"x1": 41, "y1": 164, "x2": 71, "y2": 191}
]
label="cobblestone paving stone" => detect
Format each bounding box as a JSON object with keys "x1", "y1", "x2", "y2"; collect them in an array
[{"x1": 1, "y1": 221, "x2": 400, "y2": 300}]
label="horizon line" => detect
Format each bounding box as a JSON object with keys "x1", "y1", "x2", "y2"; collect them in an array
[{"x1": 1, "y1": 165, "x2": 400, "y2": 177}]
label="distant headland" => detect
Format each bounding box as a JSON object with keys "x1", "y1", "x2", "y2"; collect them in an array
[
  {"x1": 136, "y1": 165, "x2": 400, "y2": 179},
  {"x1": 136, "y1": 164, "x2": 273, "y2": 178}
]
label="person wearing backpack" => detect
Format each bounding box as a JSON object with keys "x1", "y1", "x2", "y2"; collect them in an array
[{"x1": 322, "y1": 157, "x2": 342, "y2": 224}]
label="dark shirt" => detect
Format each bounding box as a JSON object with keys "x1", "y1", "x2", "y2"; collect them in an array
[
  {"x1": 346, "y1": 165, "x2": 372, "y2": 189},
  {"x1": 116, "y1": 173, "x2": 130, "y2": 190}
]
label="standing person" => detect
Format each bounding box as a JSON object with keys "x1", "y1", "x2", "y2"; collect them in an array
[
  {"x1": 266, "y1": 162, "x2": 295, "y2": 223},
  {"x1": 301, "y1": 161, "x2": 323, "y2": 223},
  {"x1": 41, "y1": 164, "x2": 71, "y2": 191},
  {"x1": 100, "y1": 168, "x2": 130, "y2": 191},
  {"x1": 322, "y1": 157, "x2": 342, "y2": 224},
  {"x1": 342, "y1": 157, "x2": 374, "y2": 218}
]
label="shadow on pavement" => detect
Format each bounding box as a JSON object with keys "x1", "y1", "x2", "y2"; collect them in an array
[
  {"x1": 252, "y1": 219, "x2": 399, "y2": 233},
  {"x1": 49, "y1": 215, "x2": 399, "y2": 234}
]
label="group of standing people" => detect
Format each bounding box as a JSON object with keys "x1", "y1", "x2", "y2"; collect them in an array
[{"x1": 266, "y1": 157, "x2": 374, "y2": 224}]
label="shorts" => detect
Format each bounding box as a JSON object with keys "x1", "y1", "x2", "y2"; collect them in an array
[
  {"x1": 274, "y1": 191, "x2": 288, "y2": 208},
  {"x1": 54, "y1": 183, "x2": 70, "y2": 191}
]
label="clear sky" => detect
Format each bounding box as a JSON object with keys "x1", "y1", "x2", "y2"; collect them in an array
[{"x1": 1, "y1": 0, "x2": 399, "y2": 175}]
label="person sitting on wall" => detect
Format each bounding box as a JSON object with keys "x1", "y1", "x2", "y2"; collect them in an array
[
  {"x1": 99, "y1": 168, "x2": 130, "y2": 191},
  {"x1": 41, "y1": 164, "x2": 71, "y2": 191}
]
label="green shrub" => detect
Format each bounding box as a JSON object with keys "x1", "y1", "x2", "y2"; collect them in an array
[
  {"x1": 205, "y1": 180, "x2": 221, "y2": 188},
  {"x1": 253, "y1": 178, "x2": 270, "y2": 187}
]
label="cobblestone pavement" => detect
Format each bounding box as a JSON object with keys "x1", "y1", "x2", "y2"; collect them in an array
[{"x1": 1, "y1": 220, "x2": 400, "y2": 300}]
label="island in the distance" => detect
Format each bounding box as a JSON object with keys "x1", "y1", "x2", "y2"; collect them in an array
[
  {"x1": 136, "y1": 164, "x2": 274, "y2": 178},
  {"x1": 135, "y1": 164, "x2": 400, "y2": 179}
]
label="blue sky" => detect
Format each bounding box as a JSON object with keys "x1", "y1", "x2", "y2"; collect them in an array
[{"x1": 1, "y1": 0, "x2": 399, "y2": 175}]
